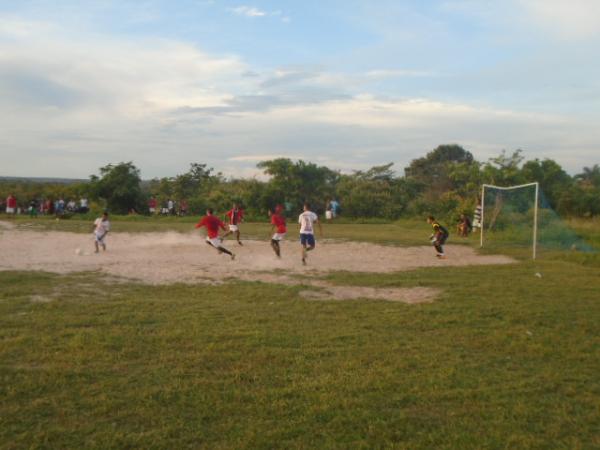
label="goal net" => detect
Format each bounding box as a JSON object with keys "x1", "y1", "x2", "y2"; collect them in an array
[{"x1": 480, "y1": 182, "x2": 592, "y2": 259}]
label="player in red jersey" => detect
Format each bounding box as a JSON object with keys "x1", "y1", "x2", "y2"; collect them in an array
[
  {"x1": 222, "y1": 203, "x2": 244, "y2": 245},
  {"x1": 195, "y1": 208, "x2": 235, "y2": 259},
  {"x1": 269, "y1": 205, "x2": 287, "y2": 257}
]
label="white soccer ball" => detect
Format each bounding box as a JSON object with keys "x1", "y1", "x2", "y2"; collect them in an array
[{"x1": 75, "y1": 248, "x2": 82, "y2": 256}]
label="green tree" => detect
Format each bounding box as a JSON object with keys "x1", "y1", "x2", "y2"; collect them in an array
[
  {"x1": 521, "y1": 158, "x2": 571, "y2": 208},
  {"x1": 257, "y1": 159, "x2": 339, "y2": 211},
  {"x1": 89, "y1": 162, "x2": 143, "y2": 214}
]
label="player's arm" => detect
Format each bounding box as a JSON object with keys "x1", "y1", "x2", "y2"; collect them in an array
[{"x1": 194, "y1": 218, "x2": 205, "y2": 229}]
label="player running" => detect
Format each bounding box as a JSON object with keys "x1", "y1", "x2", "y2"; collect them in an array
[
  {"x1": 195, "y1": 208, "x2": 235, "y2": 260},
  {"x1": 93, "y1": 212, "x2": 110, "y2": 253},
  {"x1": 269, "y1": 205, "x2": 287, "y2": 258},
  {"x1": 299, "y1": 202, "x2": 322, "y2": 265},
  {"x1": 427, "y1": 215, "x2": 449, "y2": 259},
  {"x1": 223, "y1": 203, "x2": 244, "y2": 246}
]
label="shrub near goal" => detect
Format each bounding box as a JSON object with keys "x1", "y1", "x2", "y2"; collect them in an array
[{"x1": 480, "y1": 182, "x2": 592, "y2": 259}]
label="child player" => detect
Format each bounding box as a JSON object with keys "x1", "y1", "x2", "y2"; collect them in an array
[
  {"x1": 93, "y1": 212, "x2": 110, "y2": 253},
  {"x1": 299, "y1": 202, "x2": 322, "y2": 265},
  {"x1": 223, "y1": 203, "x2": 244, "y2": 245},
  {"x1": 269, "y1": 205, "x2": 287, "y2": 257},
  {"x1": 195, "y1": 208, "x2": 235, "y2": 260},
  {"x1": 427, "y1": 215, "x2": 449, "y2": 259}
]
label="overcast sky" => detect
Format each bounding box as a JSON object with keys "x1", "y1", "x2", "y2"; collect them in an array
[{"x1": 1, "y1": 0, "x2": 599, "y2": 178}]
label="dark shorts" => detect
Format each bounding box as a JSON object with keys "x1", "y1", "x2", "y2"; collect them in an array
[
  {"x1": 300, "y1": 233, "x2": 316, "y2": 247},
  {"x1": 436, "y1": 234, "x2": 448, "y2": 245}
]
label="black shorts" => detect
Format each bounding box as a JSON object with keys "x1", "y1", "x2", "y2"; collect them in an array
[{"x1": 436, "y1": 234, "x2": 448, "y2": 245}]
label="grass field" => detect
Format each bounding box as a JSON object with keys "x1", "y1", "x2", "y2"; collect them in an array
[{"x1": 1, "y1": 218, "x2": 599, "y2": 448}]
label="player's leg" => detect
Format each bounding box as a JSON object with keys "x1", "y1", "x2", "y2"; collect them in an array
[
  {"x1": 235, "y1": 229, "x2": 242, "y2": 245},
  {"x1": 206, "y1": 237, "x2": 223, "y2": 253},
  {"x1": 305, "y1": 234, "x2": 316, "y2": 252},
  {"x1": 271, "y1": 239, "x2": 280, "y2": 257},
  {"x1": 435, "y1": 235, "x2": 446, "y2": 258},
  {"x1": 94, "y1": 239, "x2": 99, "y2": 253},
  {"x1": 217, "y1": 245, "x2": 235, "y2": 259},
  {"x1": 300, "y1": 234, "x2": 307, "y2": 265}
]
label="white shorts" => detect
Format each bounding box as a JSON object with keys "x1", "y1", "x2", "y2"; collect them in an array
[
  {"x1": 272, "y1": 232, "x2": 286, "y2": 241},
  {"x1": 206, "y1": 237, "x2": 222, "y2": 247},
  {"x1": 149, "y1": 208, "x2": 156, "y2": 213},
  {"x1": 228, "y1": 225, "x2": 239, "y2": 232},
  {"x1": 325, "y1": 210, "x2": 333, "y2": 220},
  {"x1": 94, "y1": 232, "x2": 107, "y2": 243},
  {"x1": 6, "y1": 207, "x2": 15, "y2": 214}
]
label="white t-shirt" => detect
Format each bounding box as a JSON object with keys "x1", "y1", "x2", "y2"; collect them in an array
[
  {"x1": 94, "y1": 218, "x2": 110, "y2": 235},
  {"x1": 299, "y1": 211, "x2": 318, "y2": 234}
]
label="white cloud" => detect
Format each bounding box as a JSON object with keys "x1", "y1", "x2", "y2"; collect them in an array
[
  {"x1": 365, "y1": 69, "x2": 438, "y2": 78},
  {"x1": 517, "y1": 0, "x2": 600, "y2": 39},
  {"x1": 228, "y1": 154, "x2": 303, "y2": 162},
  {"x1": 228, "y1": 6, "x2": 267, "y2": 17},
  {"x1": 227, "y1": 5, "x2": 290, "y2": 22},
  {"x1": 1, "y1": 12, "x2": 598, "y2": 178}
]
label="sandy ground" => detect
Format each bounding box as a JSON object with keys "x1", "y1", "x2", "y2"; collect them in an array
[{"x1": 0, "y1": 224, "x2": 514, "y2": 302}]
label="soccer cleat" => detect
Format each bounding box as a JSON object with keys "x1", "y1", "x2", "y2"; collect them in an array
[{"x1": 436, "y1": 254, "x2": 446, "y2": 259}]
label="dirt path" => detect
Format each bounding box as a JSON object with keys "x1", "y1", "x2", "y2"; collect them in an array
[{"x1": 0, "y1": 226, "x2": 514, "y2": 302}]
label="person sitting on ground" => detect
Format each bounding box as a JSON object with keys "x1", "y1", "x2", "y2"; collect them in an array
[{"x1": 457, "y1": 214, "x2": 473, "y2": 237}]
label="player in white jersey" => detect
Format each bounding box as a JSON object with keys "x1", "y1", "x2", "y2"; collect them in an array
[
  {"x1": 93, "y1": 212, "x2": 111, "y2": 253},
  {"x1": 298, "y1": 202, "x2": 322, "y2": 265}
]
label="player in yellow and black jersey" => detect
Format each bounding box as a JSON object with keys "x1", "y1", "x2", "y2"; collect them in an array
[{"x1": 427, "y1": 215, "x2": 449, "y2": 259}]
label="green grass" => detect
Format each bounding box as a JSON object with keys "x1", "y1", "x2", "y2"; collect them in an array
[{"x1": 1, "y1": 259, "x2": 599, "y2": 449}]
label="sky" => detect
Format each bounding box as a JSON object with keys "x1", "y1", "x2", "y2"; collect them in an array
[{"x1": 1, "y1": 0, "x2": 599, "y2": 179}]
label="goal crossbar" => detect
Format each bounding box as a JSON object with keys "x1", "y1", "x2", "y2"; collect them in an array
[{"x1": 480, "y1": 182, "x2": 539, "y2": 259}]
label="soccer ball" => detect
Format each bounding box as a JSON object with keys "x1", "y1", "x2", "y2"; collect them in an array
[{"x1": 75, "y1": 248, "x2": 82, "y2": 256}]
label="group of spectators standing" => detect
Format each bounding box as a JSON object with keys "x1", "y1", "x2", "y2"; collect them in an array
[
  {"x1": 1, "y1": 194, "x2": 89, "y2": 217},
  {"x1": 148, "y1": 197, "x2": 189, "y2": 216}
]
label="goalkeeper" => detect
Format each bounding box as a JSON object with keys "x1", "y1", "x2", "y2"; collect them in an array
[{"x1": 427, "y1": 215, "x2": 449, "y2": 259}]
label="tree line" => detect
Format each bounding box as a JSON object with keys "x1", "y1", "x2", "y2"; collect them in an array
[{"x1": 1, "y1": 144, "x2": 599, "y2": 219}]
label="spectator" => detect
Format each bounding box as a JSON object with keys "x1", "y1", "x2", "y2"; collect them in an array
[
  {"x1": 473, "y1": 198, "x2": 482, "y2": 229},
  {"x1": 29, "y1": 199, "x2": 38, "y2": 217},
  {"x1": 329, "y1": 198, "x2": 340, "y2": 218},
  {"x1": 148, "y1": 196, "x2": 157, "y2": 214},
  {"x1": 45, "y1": 199, "x2": 54, "y2": 215},
  {"x1": 457, "y1": 214, "x2": 473, "y2": 237},
  {"x1": 80, "y1": 197, "x2": 89, "y2": 213},
  {"x1": 167, "y1": 198, "x2": 175, "y2": 215},
  {"x1": 179, "y1": 199, "x2": 188, "y2": 216},
  {"x1": 6, "y1": 194, "x2": 17, "y2": 215}
]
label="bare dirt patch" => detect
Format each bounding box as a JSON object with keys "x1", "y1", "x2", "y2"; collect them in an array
[{"x1": 0, "y1": 227, "x2": 514, "y2": 303}]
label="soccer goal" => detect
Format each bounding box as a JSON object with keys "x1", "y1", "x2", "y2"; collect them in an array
[{"x1": 480, "y1": 182, "x2": 539, "y2": 259}]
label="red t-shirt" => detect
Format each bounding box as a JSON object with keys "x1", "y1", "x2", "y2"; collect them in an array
[
  {"x1": 226, "y1": 208, "x2": 244, "y2": 225},
  {"x1": 271, "y1": 213, "x2": 287, "y2": 233},
  {"x1": 148, "y1": 198, "x2": 157, "y2": 208},
  {"x1": 7, "y1": 196, "x2": 17, "y2": 208},
  {"x1": 195, "y1": 215, "x2": 226, "y2": 238}
]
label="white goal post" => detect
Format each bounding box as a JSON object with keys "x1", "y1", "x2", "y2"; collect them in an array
[{"x1": 480, "y1": 182, "x2": 539, "y2": 260}]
